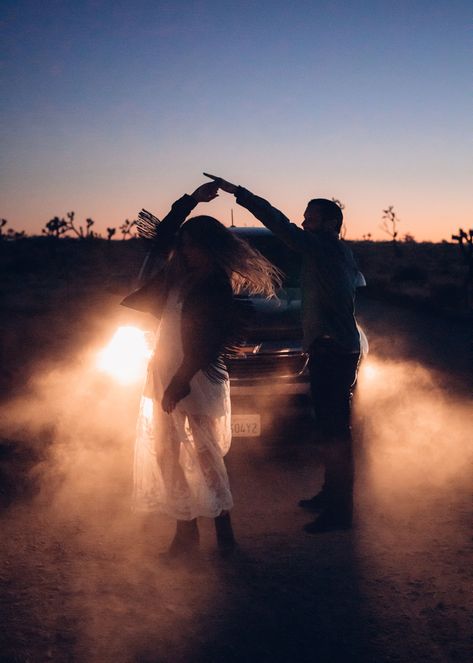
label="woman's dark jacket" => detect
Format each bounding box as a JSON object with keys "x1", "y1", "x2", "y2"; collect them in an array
[{"x1": 120, "y1": 195, "x2": 237, "y2": 397}]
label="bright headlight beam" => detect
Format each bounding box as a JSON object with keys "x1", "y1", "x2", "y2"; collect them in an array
[{"x1": 96, "y1": 326, "x2": 152, "y2": 385}]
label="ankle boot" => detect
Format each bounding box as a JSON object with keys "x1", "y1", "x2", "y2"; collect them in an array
[
  {"x1": 165, "y1": 518, "x2": 199, "y2": 558},
  {"x1": 214, "y1": 511, "x2": 236, "y2": 553}
]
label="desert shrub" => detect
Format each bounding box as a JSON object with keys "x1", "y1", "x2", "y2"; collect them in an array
[
  {"x1": 429, "y1": 283, "x2": 464, "y2": 309},
  {"x1": 361, "y1": 275, "x2": 392, "y2": 297},
  {"x1": 392, "y1": 266, "x2": 428, "y2": 284}
]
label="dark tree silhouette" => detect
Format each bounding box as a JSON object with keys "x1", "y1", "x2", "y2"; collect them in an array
[
  {"x1": 106, "y1": 227, "x2": 116, "y2": 241},
  {"x1": 65, "y1": 212, "x2": 96, "y2": 238},
  {"x1": 84, "y1": 218, "x2": 95, "y2": 238},
  {"x1": 451, "y1": 227, "x2": 473, "y2": 309},
  {"x1": 0, "y1": 220, "x2": 27, "y2": 240},
  {"x1": 43, "y1": 216, "x2": 69, "y2": 237},
  {"x1": 380, "y1": 206, "x2": 402, "y2": 254},
  {"x1": 65, "y1": 211, "x2": 78, "y2": 236},
  {"x1": 330, "y1": 198, "x2": 346, "y2": 238},
  {"x1": 42, "y1": 212, "x2": 98, "y2": 239},
  {"x1": 7, "y1": 228, "x2": 26, "y2": 240},
  {"x1": 119, "y1": 219, "x2": 137, "y2": 239},
  {"x1": 331, "y1": 198, "x2": 345, "y2": 210},
  {"x1": 380, "y1": 206, "x2": 399, "y2": 241}
]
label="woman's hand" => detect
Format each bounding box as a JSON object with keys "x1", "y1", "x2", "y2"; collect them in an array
[
  {"x1": 191, "y1": 181, "x2": 219, "y2": 203},
  {"x1": 161, "y1": 377, "x2": 191, "y2": 413},
  {"x1": 203, "y1": 173, "x2": 238, "y2": 194},
  {"x1": 161, "y1": 390, "x2": 177, "y2": 414}
]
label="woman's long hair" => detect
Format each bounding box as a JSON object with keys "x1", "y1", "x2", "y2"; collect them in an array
[{"x1": 177, "y1": 215, "x2": 283, "y2": 298}]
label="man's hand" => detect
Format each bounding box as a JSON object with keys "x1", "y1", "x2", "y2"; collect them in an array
[
  {"x1": 203, "y1": 173, "x2": 238, "y2": 194},
  {"x1": 191, "y1": 181, "x2": 219, "y2": 203}
]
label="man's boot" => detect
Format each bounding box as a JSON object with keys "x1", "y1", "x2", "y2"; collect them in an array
[{"x1": 298, "y1": 489, "x2": 329, "y2": 512}]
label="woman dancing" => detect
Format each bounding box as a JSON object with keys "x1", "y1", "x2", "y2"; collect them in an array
[{"x1": 122, "y1": 181, "x2": 281, "y2": 559}]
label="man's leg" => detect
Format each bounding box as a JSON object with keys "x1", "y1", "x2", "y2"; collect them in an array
[{"x1": 302, "y1": 340, "x2": 359, "y2": 531}]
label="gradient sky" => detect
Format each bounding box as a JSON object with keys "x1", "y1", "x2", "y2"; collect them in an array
[{"x1": 1, "y1": 0, "x2": 471, "y2": 240}]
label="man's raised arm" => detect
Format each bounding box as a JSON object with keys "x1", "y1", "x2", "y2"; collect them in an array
[{"x1": 204, "y1": 173, "x2": 306, "y2": 252}]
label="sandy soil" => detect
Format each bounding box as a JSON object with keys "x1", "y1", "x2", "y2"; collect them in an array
[{"x1": 1, "y1": 291, "x2": 472, "y2": 662}]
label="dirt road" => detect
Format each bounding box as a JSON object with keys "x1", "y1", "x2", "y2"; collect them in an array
[{"x1": 1, "y1": 296, "x2": 472, "y2": 662}]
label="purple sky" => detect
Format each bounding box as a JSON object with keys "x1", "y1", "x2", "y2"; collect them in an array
[{"x1": 1, "y1": 0, "x2": 471, "y2": 240}]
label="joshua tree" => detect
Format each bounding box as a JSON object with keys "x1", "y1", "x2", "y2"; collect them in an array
[
  {"x1": 0, "y1": 220, "x2": 27, "y2": 240},
  {"x1": 7, "y1": 228, "x2": 26, "y2": 239},
  {"x1": 42, "y1": 212, "x2": 97, "y2": 239},
  {"x1": 65, "y1": 211, "x2": 77, "y2": 235},
  {"x1": 43, "y1": 216, "x2": 69, "y2": 237},
  {"x1": 380, "y1": 205, "x2": 402, "y2": 254},
  {"x1": 331, "y1": 198, "x2": 346, "y2": 238},
  {"x1": 451, "y1": 227, "x2": 473, "y2": 308},
  {"x1": 106, "y1": 227, "x2": 116, "y2": 241},
  {"x1": 380, "y1": 206, "x2": 399, "y2": 241},
  {"x1": 119, "y1": 218, "x2": 137, "y2": 239},
  {"x1": 84, "y1": 218, "x2": 95, "y2": 238},
  {"x1": 64, "y1": 212, "x2": 96, "y2": 238}
]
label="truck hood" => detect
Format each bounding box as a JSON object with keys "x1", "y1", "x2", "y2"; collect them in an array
[{"x1": 243, "y1": 295, "x2": 302, "y2": 341}]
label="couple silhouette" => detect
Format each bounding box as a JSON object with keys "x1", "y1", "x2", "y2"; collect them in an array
[{"x1": 123, "y1": 173, "x2": 361, "y2": 559}]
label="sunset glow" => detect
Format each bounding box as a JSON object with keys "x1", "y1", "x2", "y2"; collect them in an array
[
  {"x1": 2, "y1": 2, "x2": 471, "y2": 242},
  {"x1": 96, "y1": 326, "x2": 151, "y2": 385}
]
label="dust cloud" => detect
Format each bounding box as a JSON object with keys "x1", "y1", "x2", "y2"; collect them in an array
[
  {"x1": 1, "y1": 315, "x2": 472, "y2": 661},
  {"x1": 1, "y1": 343, "x2": 139, "y2": 514},
  {"x1": 348, "y1": 342, "x2": 473, "y2": 654},
  {"x1": 0, "y1": 323, "x2": 224, "y2": 662},
  {"x1": 353, "y1": 348, "x2": 472, "y2": 557},
  {"x1": 356, "y1": 355, "x2": 471, "y2": 503}
]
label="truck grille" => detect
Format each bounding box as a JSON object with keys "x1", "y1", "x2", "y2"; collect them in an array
[{"x1": 227, "y1": 352, "x2": 308, "y2": 380}]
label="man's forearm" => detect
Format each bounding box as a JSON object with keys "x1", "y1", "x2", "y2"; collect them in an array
[{"x1": 234, "y1": 187, "x2": 305, "y2": 251}]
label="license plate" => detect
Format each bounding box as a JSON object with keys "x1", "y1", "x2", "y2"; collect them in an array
[{"x1": 231, "y1": 414, "x2": 261, "y2": 437}]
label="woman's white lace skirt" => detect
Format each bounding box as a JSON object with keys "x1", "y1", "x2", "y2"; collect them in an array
[{"x1": 133, "y1": 387, "x2": 233, "y2": 520}]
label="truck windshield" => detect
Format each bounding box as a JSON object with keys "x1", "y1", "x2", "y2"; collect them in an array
[{"x1": 245, "y1": 235, "x2": 300, "y2": 289}]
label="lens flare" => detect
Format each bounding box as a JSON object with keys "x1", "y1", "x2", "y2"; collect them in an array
[
  {"x1": 359, "y1": 359, "x2": 381, "y2": 383},
  {"x1": 96, "y1": 326, "x2": 152, "y2": 384}
]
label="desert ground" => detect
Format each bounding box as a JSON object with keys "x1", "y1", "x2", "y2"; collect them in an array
[{"x1": 1, "y1": 238, "x2": 472, "y2": 662}]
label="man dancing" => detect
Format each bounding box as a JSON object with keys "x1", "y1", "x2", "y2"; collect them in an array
[{"x1": 205, "y1": 173, "x2": 361, "y2": 533}]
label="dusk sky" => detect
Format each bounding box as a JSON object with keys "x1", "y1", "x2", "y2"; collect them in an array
[{"x1": 1, "y1": 1, "x2": 471, "y2": 241}]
